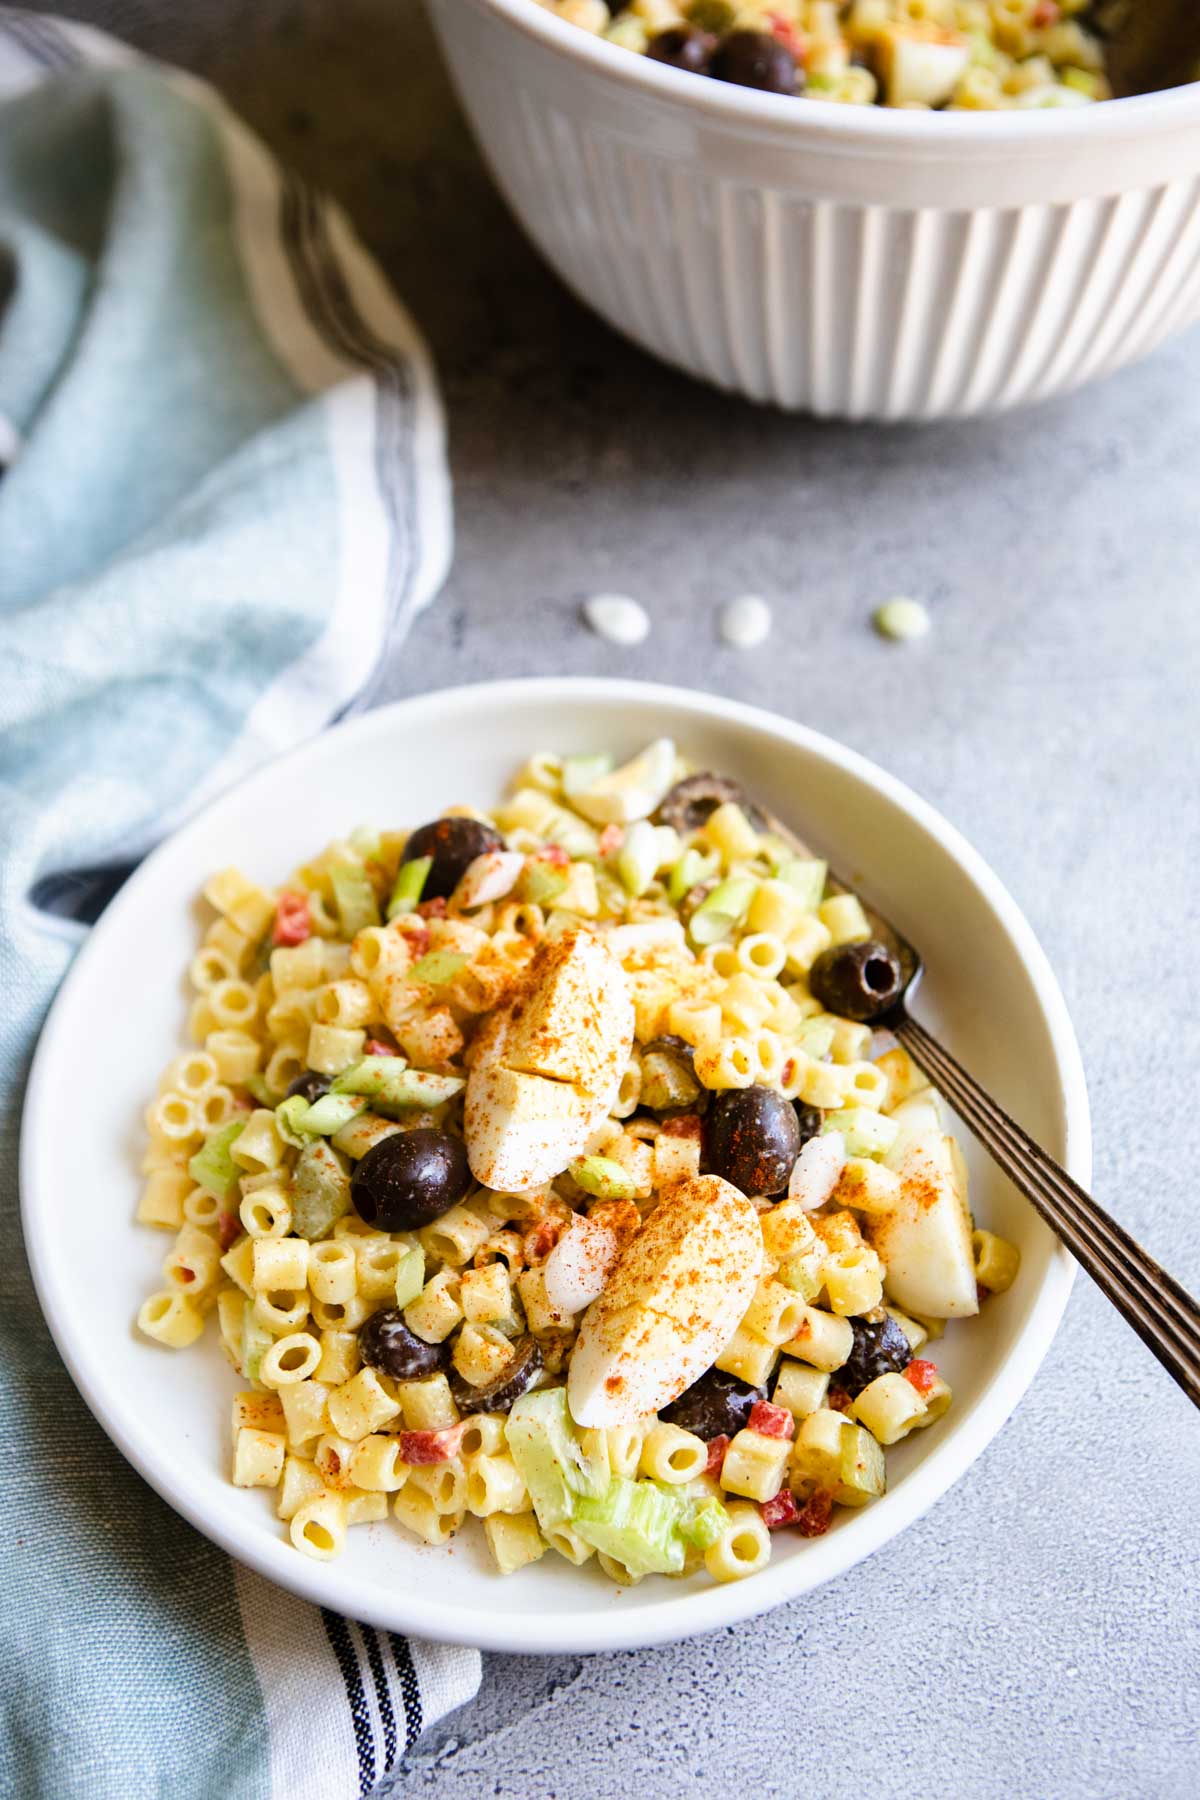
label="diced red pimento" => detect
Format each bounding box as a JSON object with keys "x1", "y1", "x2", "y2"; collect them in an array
[
  {"x1": 826, "y1": 1386, "x2": 853, "y2": 1415},
  {"x1": 1032, "y1": 0, "x2": 1059, "y2": 25},
  {"x1": 523, "y1": 1218, "x2": 566, "y2": 1266},
  {"x1": 704, "y1": 1434, "x2": 730, "y2": 1478},
  {"x1": 659, "y1": 1113, "x2": 702, "y2": 1141},
  {"x1": 761, "y1": 1489, "x2": 801, "y2": 1531},
  {"x1": 904, "y1": 1358, "x2": 938, "y2": 1397},
  {"x1": 392, "y1": 916, "x2": 430, "y2": 958},
  {"x1": 748, "y1": 1400, "x2": 795, "y2": 1441},
  {"x1": 417, "y1": 896, "x2": 447, "y2": 920},
  {"x1": 768, "y1": 12, "x2": 805, "y2": 58},
  {"x1": 399, "y1": 1423, "x2": 467, "y2": 1465},
  {"x1": 272, "y1": 891, "x2": 311, "y2": 946},
  {"x1": 364, "y1": 1038, "x2": 393, "y2": 1057},
  {"x1": 795, "y1": 1490, "x2": 834, "y2": 1537},
  {"x1": 534, "y1": 843, "x2": 570, "y2": 870},
  {"x1": 597, "y1": 823, "x2": 624, "y2": 858},
  {"x1": 217, "y1": 1212, "x2": 241, "y2": 1253},
  {"x1": 976, "y1": 1281, "x2": 991, "y2": 1305}
]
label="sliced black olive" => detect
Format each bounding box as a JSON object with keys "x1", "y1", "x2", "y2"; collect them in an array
[
  {"x1": 400, "y1": 816, "x2": 504, "y2": 900},
  {"x1": 359, "y1": 1308, "x2": 448, "y2": 1379},
  {"x1": 840, "y1": 1314, "x2": 913, "y2": 1397},
  {"x1": 661, "y1": 1367, "x2": 766, "y2": 1439},
  {"x1": 656, "y1": 772, "x2": 769, "y2": 836},
  {"x1": 448, "y1": 1335, "x2": 543, "y2": 1414},
  {"x1": 350, "y1": 1129, "x2": 472, "y2": 1232},
  {"x1": 640, "y1": 1035, "x2": 703, "y2": 1112},
  {"x1": 793, "y1": 1102, "x2": 823, "y2": 1148},
  {"x1": 285, "y1": 1070, "x2": 331, "y2": 1105},
  {"x1": 705, "y1": 1085, "x2": 802, "y2": 1196},
  {"x1": 809, "y1": 939, "x2": 906, "y2": 1022},
  {"x1": 647, "y1": 24, "x2": 716, "y2": 74},
  {"x1": 710, "y1": 29, "x2": 800, "y2": 94}
]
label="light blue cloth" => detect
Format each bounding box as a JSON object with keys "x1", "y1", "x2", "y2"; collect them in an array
[{"x1": 0, "y1": 12, "x2": 475, "y2": 1797}]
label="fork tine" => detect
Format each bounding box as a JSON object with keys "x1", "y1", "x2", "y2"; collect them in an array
[{"x1": 896, "y1": 1015, "x2": 1200, "y2": 1408}]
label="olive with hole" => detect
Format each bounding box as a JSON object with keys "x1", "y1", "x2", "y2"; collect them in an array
[
  {"x1": 840, "y1": 1314, "x2": 913, "y2": 1397},
  {"x1": 448, "y1": 1336, "x2": 544, "y2": 1414},
  {"x1": 647, "y1": 24, "x2": 716, "y2": 74},
  {"x1": 656, "y1": 771, "x2": 768, "y2": 836},
  {"x1": 358, "y1": 1308, "x2": 448, "y2": 1380},
  {"x1": 350, "y1": 1128, "x2": 471, "y2": 1232},
  {"x1": 284, "y1": 1070, "x2": 331, "y2": 1106},
  {"x1": 809, "y1": 938, "x2": 906, "y2": 1022},
  {"x1": 705, "y1": 1084, "x2": 802, "y2": 1196},
  {"x1": 660, "y1": 1367, "x2": 766, "y2": 1440},
  {"x1": 400, "y1": 816, "x2": 504, "y2": 900},
  {"x1": 710, "y1": 29, "x2": 799, "y2": 94}
]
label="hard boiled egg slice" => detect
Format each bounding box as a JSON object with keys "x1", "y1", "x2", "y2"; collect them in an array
[
  {"x1": 464, "y1": 927, "x2": 634, "y2": 1192},
  {"x1": 570, "y1": 738, "x2": 677, "y2": 826},
  {"x1": 567, "y1": 1174, "x2": 763, "y2": 1428},
  {"x1": 865, "y1": 1126, "x2": 978, "y2": 1319}
]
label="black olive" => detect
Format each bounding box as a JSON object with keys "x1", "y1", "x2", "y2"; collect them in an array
[
  {"x1": 840, "y1": 1314, "x2": 913, "y2": 1397},
  {"x1": 647, "y1": 24, "x2": 716, "y2": 74},
  {"x1": 285, "y1": 1070, "x2": 331, "y2": 1105},
  {"x1": 350, "y1": 1129, "x2": 472, "y2": 1232},
  {"x1": 359, "y1": 1307, "x2": 448, "y2": 1379},
  {"x1": 705, "y1": 1085, "x2": 801, "y2": 1196},
  {"x1": 657, "y1": 772, "x2": 769, "y2": 836},
  {"x1": 710, "y1": 30, "x2": 799, "y2": 94},
  {"x1": 661, "y1": 1367, "x2": 766, "y2": 1440},
  {"x1": 640, "y1": 1035, "x2": 703, "y2": 1112},
  {"x1": 400, "y1": 816, "x2": 504, "y2": 901},
  {"x1": 448, "y1": 1336, "x2": 543, "y2": 1414},
  {"x1": 793, "y1": 1102, "x2": 822, "y2": 1147},
  {"x1": 809, "y1": 938, "x2": 906, "y2": 1022}
]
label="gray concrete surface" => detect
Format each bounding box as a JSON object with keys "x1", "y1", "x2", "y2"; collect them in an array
[{"x1": 23, "y1": 2, "x2": 1200, "y2": 1794}]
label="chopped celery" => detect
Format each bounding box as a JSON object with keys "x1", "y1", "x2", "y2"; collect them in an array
[
  {"x1": 778, "y1": 858, "x2": 827, "y2": 911},
  {"x1": 561, "y1": 753, "x2": 613, "y2": 799},
  {"x1": 394, "y1": 1243, "x2": 425, "y2": 1309},
  {"x1": 330, "y1": 864, "x2": 380, "y2": 936},
  {"x1": 280, "y1": 1092, "x2": 369, "y2": 1140},
  {"x1": 824, "y1": 1107, "x2": 900, "y2": 1159},
  {"x1": 505, "y1": 1388, "x2": 608, "y2": 1532},
  {"x1": 569, "y1": 1155, "x2": 638, "y2": 1201},
  {"x1": 667, "y1": 846, "x2": 718, "y2": 906},
  {"x1": 291, "y1": 1139, "x2": 351, "y2": 1239},
  {"x1": 687, "y1": 875, "x2": 757, "y2": 948},
  {"x1": 241, "y1": 1301, "x2": 273, "y2": 1385},
  {"x1": 242, "y1": 1072, "x2": 273, "y2": 1107},
  {"x1": 331, "y1": 1055, "x2": 410, "y2": 1097},
  {"x1": 574, "y1": 1478, "x2": 686, "y2": 1577},
  {"x1": 387, "y1": 855, "x2": 431, "y2": 919},
  {"x1": 328, "y1": 1060, "x2": 462, "y2": 1112},
  {"x1": 793, "y1": 1017, "x2": 836, "y2": 1061},
  {"x1": 616, "y1": 820, "x2": 660, "y2": 897},
  {"x1": 515, "y1": 860, "x2": 568, "y2": 907},
  {"x1": 639, "y1": 1046, "x2": 701, "y2": 1113},
  {"x1": 779, "y1": 1246, "x2": 824, "y2": 1300},
  {"x1": 409, "y1": 950, "x2": 468, "y2": 986},
  {"x1": 678, "y1": 1494, "x2": 730, "y2": 1552},
  {"x1": 188, "y1": 1121, "x2": 246, "y2": 1199}
]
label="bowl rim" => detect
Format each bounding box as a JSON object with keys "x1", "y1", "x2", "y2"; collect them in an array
[
  {"x1": 464, "y1": 0, "x2": 1200, "y2": 150},
  {"x1": 20, "y1": 676, "x2": 1087, "y2": 1654}
]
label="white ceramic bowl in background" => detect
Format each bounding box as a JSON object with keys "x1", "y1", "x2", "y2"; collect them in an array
[
  {"x1": 22, "y1": 679, "x2": 1086, "y2": 1652},
  {"x1": 431, "y1": 0, "x2": 1200, "y2": 418}
]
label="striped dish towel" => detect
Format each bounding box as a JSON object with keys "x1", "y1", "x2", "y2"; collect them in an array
[{"x1": 0, "y1": 10, "x2": 479, "y2": 1796}]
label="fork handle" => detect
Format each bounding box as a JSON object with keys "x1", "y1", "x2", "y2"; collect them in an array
[{"x1": 894, "y1": 1014, "x2": 1200, "y2": 1411}]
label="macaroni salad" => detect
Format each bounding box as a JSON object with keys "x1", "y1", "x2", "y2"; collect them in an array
[
  {"x1": 543, "y1": 0, "x2": 1112, "y2": 111},
  {"x1": 135, "y1": 741, "x2": 1020, "y2": 1587}
]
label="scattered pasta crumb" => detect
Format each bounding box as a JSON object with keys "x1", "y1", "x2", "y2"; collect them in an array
[
  {"x1": 873, "y1": 598, "x2": 931, "y2": 643},
  {"x1": 718, "y1": 595, "x2": 772, "y2": 650}
]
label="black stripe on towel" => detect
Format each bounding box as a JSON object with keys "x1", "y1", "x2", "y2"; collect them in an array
[
  {"x1": 320, "y1": 1607, "x2": 377, "y2": 1795},
  {"x1": 390, "y1": 1631, "x2": 424, "y2": 1751},
  {"x1": 359, "y1": 1626, "x2": 398, "y2": 1774}
]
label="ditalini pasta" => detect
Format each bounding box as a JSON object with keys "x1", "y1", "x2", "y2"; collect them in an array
[{"x1": 135, "y1": 741, "x2": 1019, "y2": 1586}]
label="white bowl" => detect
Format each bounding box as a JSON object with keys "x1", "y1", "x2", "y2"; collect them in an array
[
  {"x1": 431, "y1": 0, "x2": 1200, "y2": 418},
  {"x1": 21, "y1": 678, "x2": 1086, "y2": 1652}
]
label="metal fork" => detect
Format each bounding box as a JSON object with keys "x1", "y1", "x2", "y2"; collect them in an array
[{"x1": 762, "y1": 802, "x2": 1200, "y2": 1410}]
